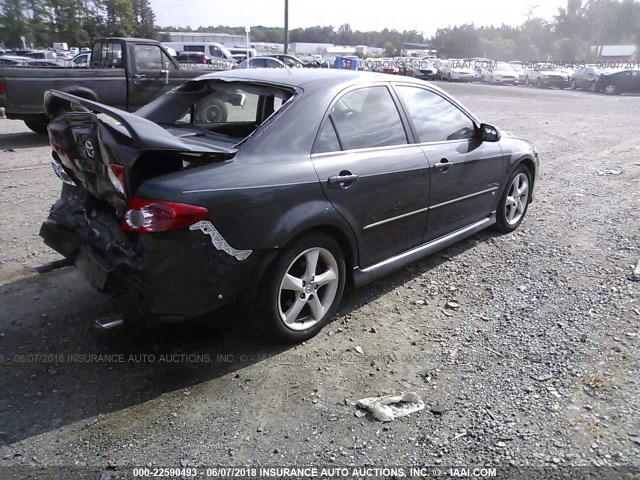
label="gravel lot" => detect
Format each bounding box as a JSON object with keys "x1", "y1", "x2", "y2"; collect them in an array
[{"x1": 0, "y1": 82, "x2": 639, "y2": 477}]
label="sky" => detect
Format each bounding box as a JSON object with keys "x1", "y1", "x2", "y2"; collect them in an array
[{"x1": 150, "y1": 0, "x2": 568, "y2": 36}]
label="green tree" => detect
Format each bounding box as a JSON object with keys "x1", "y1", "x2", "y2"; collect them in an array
[{"x1": 104, "y1": 0, "x2": 133, "y2": 37}]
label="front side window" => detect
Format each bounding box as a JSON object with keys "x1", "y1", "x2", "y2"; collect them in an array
[
  {"x1": 330, "y1": 86, "x2": 407, "y2": 150},
  {"x1": 134, "y1": 45, "x2": 176, "y2": 70},
  {"x1": 395, "y1": 86, "x2": 475, "y2": 143}
]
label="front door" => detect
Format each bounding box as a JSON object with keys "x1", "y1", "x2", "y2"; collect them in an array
[
  {"x1": 129, "y1": 44, "x2": 182, "y2": 110},
  {"x1": 393, "y1": 85, "x2": 505, "y2": 242},
  {"x1": 311, "y1": 85, "x2": 430, "y2": 268}
]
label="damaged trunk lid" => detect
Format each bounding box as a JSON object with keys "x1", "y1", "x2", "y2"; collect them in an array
[{"x1": 45, "y1": 90, "x2": 237, "y2": 215}]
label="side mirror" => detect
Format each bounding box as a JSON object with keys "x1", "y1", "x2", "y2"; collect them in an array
[{"x1": 480, "y1": 123, "x2": 500, "y2": 142}]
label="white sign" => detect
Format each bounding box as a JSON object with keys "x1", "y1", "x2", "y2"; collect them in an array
[{"x1": 245, "y1": 26, "x2": 250, "y2": 33}]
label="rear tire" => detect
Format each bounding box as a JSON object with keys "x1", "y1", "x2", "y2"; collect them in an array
[
  {"x1": 570, "y1": 79, "x2": 576, "y2": 89},
  {"x1": 495, "y1": 165, "x2": 532, "y2": 233},
  {"x1": 250, "y1": 233, "x2": 346, "y2": 343},
  {"x1": 24, "y1": 117, "x2": 48, "y2": 134},
  {"x1": 604, "y1": 84, "x2": 617, "y2": 95}
]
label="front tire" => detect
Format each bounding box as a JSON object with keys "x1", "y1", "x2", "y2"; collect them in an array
[
  {"x1": 589, "y1": 81, "x2": 597, "y2": 93},
  {"x1": 251, "y1": 233, "x2": 346, "y2": 343},
  {"x1": 570, "y1": 79, "x2": 576, "y2": 89},
  {"x1": 495, "y1": 165, "x2": 532, "y2": 233},
  {"x1": 604, "y1": 84, "x2": 617, "y2": 95}
]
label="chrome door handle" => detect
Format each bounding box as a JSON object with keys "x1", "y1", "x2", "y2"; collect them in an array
[
  {"x1": 134, "y1": 73, "x2": 146, "y2": 79},
  {"x1": 328, "y1": 173, "x2": 359, "y2": 188},
  {"x1": 434, "y1": 158, "x2": 451, "y2": 172}
]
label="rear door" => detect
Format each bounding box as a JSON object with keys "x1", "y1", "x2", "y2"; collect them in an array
[
  {"x1": 393, "y1": 84, "x2": 505, "y2": 242},
  {"x1": 129, "y1": 43, "x2": 182, "y2": 109},
  {"x1": 311, "y1": 84, "x2": 430, "y2": 268}
]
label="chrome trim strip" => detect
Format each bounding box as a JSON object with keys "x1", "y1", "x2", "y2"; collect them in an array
[
  {"x1": 429, "y1": 186, "x2": 498, "y2": 210},
  {"x1": 183, "y1": 181, "x2": 317, "y2": 194},
  {"x1": 363, "y1": 206, "x2": 430, "y2": 230},
  {"x1": 310, "y1": 139, "x2": 469, "y2": 158},
  {"x1": 360, "y1": 217, "x2": 492, "y2": 273}
]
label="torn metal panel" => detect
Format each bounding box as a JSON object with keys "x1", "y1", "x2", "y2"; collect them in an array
[{"x1": 189, "y1": 220, "x2": 252, "y2": 261}]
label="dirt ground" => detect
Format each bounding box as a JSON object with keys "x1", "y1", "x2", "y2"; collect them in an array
[{"x1": 0, "y1": 82, "x2": 639, "y2": 478}]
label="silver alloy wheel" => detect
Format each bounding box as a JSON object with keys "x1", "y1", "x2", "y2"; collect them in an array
[
  {"x1": 604, "y1": 84, "x2": 616, "y2": 95},
  {"x1": 277, "y1": 247, "x2": 339, "y2": 331},
  {"x1": 505, "y1": 173, "x2": 529, "y2": 226}
]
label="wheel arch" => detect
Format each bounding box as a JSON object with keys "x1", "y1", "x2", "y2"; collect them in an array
[
  {"x1": 498, "y1": 155, "x2": 537, "y2": 204},
  {"x1": 245, "y1": 218, "x2": 360, "y2": 297}
]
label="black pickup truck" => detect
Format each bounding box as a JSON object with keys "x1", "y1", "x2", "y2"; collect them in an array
[{"x1": 0, "y1": 37, "x2": 233, "y2": 133}]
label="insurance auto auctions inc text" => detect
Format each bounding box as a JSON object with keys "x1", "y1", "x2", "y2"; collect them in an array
[{"x1": 219, "y1": 466, "x2": 498, "y2": 478}]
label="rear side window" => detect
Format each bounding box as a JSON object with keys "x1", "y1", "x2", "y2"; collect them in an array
[
  {"x1": 92, "y1": 42, "x2": 123, "y2": 68},
  {"x1": 395, "y1": 86, "x2": 475, "y2": 143},
  {"x1": 313, "y1": 119, "x2": 341, "y2": 154},
  {"x1": 330, "y1": 86, "x2": 407, "y2": 150}
]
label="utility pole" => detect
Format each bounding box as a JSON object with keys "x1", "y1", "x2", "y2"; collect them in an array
[{"x1": 284, "y1": 0, "x2": 289, "y2": 54}]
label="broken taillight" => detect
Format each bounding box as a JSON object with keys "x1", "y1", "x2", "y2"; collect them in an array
[
  {"x1": 122, "y1": 197, "x2": 209, "y2": 233},
  {"x1": 107, "y1": 164, "x2": 127, "y2": 196}
]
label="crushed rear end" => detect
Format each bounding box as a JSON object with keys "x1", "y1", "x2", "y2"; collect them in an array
[{"x1": 40, "y1": 91, "x2": 259, "y2": 320}]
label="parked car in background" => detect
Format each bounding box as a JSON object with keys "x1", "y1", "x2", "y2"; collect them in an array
[
  {"x1": 11, "y1": 49, "x2": 37, "y2": 56},
  {"x1": 508, "y1": 61, "x2": 526, "y2": 83},
  {"x1": 411, "y1": 57, "x2": 438, "y2": 79},
  {"x1": 41, "y1": 69, "x2": 538, "y2": 342},
  {"x1": 80, "y1": 47, "x2": 91, "y2": 53},
  {"x1": 22, "y1": 59, "x2": 63, "y2": 67},
  {"x1": 593, "y1": 69, "x2": 640, "y2": 95},
  {"x1": 0, "y1": 55, "x2": 31, "y2": 66},
  {"x1": 480, "y1": 61, "x2": 519, "y2": 85},
  {"x1": 228, "y1": 47, "x2": 257, "y2": 59},
  {"x1": 373, "y1": 58, "x2": 399, "y2": 75},
  {"x1": 523, "y1": 64, "x2": 569, "y2": 88},
  {"x1": 176, "y1": 51, "x2": 210, "y2": 64},
  {"x1": 237, "y1": 56, "x2": 285, "y2": 69},
  {"x1": 570, "y1": 66, "x2": 602, "y2": 91},
  {"x1": 69, "y1": 52, "x2": 91, "y2": 67},
  {"x1": 266, "y1": 54, "x2": 305, "y2": 68},
  {"x1": 162, "y1": 42, "x2": 235, "y2": 62},
  {"x1": 439, "y1": 59, "x2": 475, "y2": 82},
  {"x1": 24, "y1": 50, "x2": 58, "y2": 60},
  {"x1": 69, "y1": 47, "x2": 79, "y2": 55}
]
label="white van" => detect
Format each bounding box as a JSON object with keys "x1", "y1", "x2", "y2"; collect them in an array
[{"x1": 162, "y1": 42, "x2": 235, "y2": 62}]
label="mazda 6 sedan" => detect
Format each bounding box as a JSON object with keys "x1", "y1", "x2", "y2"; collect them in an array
[{"x1": 41, "y1": 69, "x2": 539, "y2": 342}]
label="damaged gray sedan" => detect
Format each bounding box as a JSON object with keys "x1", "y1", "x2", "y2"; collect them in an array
[{"x1": 41, "y1": 69, "x2": 539, "y2": 342}]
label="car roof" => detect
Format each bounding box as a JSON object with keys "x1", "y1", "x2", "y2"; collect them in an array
[{"x1": 195, "y1": 68, "x2": 443, "y2": 91}]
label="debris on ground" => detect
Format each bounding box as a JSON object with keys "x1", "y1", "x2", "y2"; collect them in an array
[{"x1": 351, "y1": 392, "x2": 425, "y2": 422}]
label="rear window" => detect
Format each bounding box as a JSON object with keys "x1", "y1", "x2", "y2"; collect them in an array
[{"x1": 136, "y1": 80, "x2": 296, "y2": 142}]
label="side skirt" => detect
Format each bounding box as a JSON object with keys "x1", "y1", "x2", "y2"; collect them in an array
[{"x1": 352, "y1": 212, "x2": 496, "y2": 287}]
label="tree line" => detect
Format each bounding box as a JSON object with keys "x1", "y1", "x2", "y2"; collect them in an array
[
  {"x1": 0, "y1": 0, "x2": 155, "y2": 48},
  {"x1": 2, "y1": 0, "x2": 639, "y2": 60}
]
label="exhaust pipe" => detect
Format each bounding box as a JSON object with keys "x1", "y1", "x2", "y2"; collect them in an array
[
  {"x1": 95, "y1": 317, "x2": 124, "y2": 330},
  {"x1": 33, "y1": 258, "x2": 73, "y2": 274}
]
